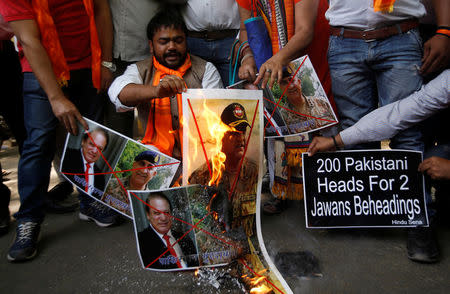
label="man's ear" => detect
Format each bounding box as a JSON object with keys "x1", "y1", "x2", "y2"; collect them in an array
[{"x1": 149, "y1": 40, "x2": 154, "y2": 55}]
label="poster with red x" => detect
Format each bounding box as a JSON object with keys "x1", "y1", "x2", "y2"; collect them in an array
[
  {"x1": 60, "y1": 118, "x2": 180, "y2": 218},
  {"x1": 129, "y1": 186, "x2": 247, "y2": 271},
  {"x1": 229, "y1": 55, "x2": 338, "y2": 138},
  {"x1": 180, "y1": 89, "x2": 292, "y2": 293}
]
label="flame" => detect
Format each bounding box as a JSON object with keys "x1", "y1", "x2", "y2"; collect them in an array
[
  {"x1": 199, "y1": 100, "x2": 234, "y2": 186},
  {"x1": 250, "y1": 284, "x2": 272, "y2": 294},
  {"x1": 194, "y1": 269, "x2": 199, "y2": 277},
  {"x1": 188, "y1": 130, "x2": 198, "y2": 173},
  {"x1": 242, "y1": 269, "x2": 273, "y2": 294}
]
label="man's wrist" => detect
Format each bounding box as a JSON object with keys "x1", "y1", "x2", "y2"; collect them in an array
[{"x1": 101, "y1": 61, "x2": 117, "y2": 72}]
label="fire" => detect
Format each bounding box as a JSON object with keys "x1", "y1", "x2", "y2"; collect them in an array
[
  {"x1": 188, "y1": 128, "x2": 198, "y2": 173},
  {"x1": 194, "y1": 269, "x2": 199, "y2": 277},
  {"x1": 250, "y1": 284, "x2": 272, "y2": 294},
  {"x1": 242, "y1": 269, "x2": 273, "y2": 294},
  {"x1": 199, "y1": 100, "x2": 234, "y2": 186}
]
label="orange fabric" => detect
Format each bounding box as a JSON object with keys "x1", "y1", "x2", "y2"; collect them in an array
[
  {"x1": 436, "y1": 29, "x2": 450, "y2": 37},
  {"x1": 31, "y1": 0, "x2": 101, "y2": 89},
  {"x1": 308, "y1": 0, "x2": 334, "y2": 105},
  {"x1": 373, "y1": 0, "x2": 396, "y2": 13},
  {"x1": 269, "y1": 0, "x2": 279, "y2": 55},
  {"x1": 141, "y1": 55, "x2": 192, "y2": 156},
  {"x1": 32, "y1": 0, "x2": 70, "y2": 86},
  {"x1": 284, "y1": 0, "x2": 295, "y2": 40},
  {"x1": 82, "y1": 0, "x2": 101, "y2": 90},
  {"x1": 236, "y1": 0, "x2": 301, "y2": 11}
]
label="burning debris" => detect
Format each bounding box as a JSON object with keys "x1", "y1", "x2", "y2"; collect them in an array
[{"x1": 241, "y1": 268, "x2": 276, "y2": 294}]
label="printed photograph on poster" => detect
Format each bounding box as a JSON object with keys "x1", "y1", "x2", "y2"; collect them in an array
[
  {"x1": 229, "y1": 55, "x2": 338, "y2": 138},
  {"x1": 269, "y1": 134, "x2": 311, "y2": 200},
  {"x1": 227, "y1": 79, "x2": 287, "y2": 138},
  {"x1": 302, "y1": 150, "x2": 429, "y2": 228},
  {"x1": 60, "y1": 118, "x2": 180, "y2": 218},
  {"x1": 181, "y1": 89, "x2": 293, "y2": 293},
  {"x1": 129, "y1": 186, "x2": 243, "y2": 271}
]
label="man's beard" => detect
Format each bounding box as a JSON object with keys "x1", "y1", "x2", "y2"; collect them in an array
[{"x1": 158, "y1": 50, "x2": 187, "y2": 70}]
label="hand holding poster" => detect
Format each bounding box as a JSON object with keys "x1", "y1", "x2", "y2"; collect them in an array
[
  {"x1": 302, "y1": 150, "x2": 428, "y2": 228},
  {"x1": 229, "y1": 55, "x2": 338, "y2": 138},
  {"x1": 60, "y1": 118, "x2": 180, "y2": 218}
]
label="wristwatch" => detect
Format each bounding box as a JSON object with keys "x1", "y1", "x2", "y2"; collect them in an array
[{"x1": 101, "y1": 61, "x2": 116, "y2": 72}]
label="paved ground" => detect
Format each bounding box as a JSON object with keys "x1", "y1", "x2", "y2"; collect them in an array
[{"x1": 1, "y1": 145, "x2": 449, "y2": 293}]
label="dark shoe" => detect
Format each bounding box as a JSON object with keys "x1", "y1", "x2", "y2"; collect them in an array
[
  {"x1": 45, "y1": 197, "x2": 78, "y2": 214},
  {"x1": 0, "y1": 183, "x2": 11, "y2": 236},
  {"x1": 0, "y1": 215, "x2": 9, "y2": 236},
  {"x1": 407, "y1": 227, "x2": 439, "y2": 263},
  {"x1": 261, "y1": 172, "x2": 270, "y2": 193},
  {"x1": 47, "y1": 181, "x2": 74, "y2": 201},
  {"x1": 263, "y1": 198, "x2": 287, "y2": 215},
  {"x1": 7, "y1": 222, "x2": 40, "y2": 262},
  {"x1": 79, "y1": 201, "x2": 119, "y2": 227}
]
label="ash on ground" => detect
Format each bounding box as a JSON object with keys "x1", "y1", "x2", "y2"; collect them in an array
[
  {"x1": 193, "y1": 266, "x2": 248, "y2": 294},
  {"x1": 274, "y1": 251, "x2": 322, "y2": 278}
]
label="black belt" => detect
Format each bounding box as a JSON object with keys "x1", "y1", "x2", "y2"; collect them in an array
[{"x1": 187, "y1": 29, "x2": 238, "y2": 40}]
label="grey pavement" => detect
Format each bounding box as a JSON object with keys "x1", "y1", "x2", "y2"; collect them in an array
[{"x1": 1, "y1": 145, "x2": 449, "y2": 293}]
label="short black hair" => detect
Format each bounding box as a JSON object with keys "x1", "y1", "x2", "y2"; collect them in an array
[
  {"x1": 146, "y1": 6, "x2": 187, "y2": 41},
  {"x1": 82, "y1": 128, "x2": 109, "y2": 150},
  {"x1": 145, "y1": 192, "x2": 172, "y2": 214}
]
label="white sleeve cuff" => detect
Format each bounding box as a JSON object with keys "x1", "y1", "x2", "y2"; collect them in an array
[
  {"x1": 202, "y1": 62, "x2": 224, "y2": 89},
  {"x1": 108, "y1": 64, "x2": 143, "y2": 112}
]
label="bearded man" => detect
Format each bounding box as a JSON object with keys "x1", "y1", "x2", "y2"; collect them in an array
[{"x1": 108, "y1": 7, "x2": 223, "y2": 160}]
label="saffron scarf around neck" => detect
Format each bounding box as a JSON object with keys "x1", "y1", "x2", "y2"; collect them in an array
[
  {"x1": 141, "y1": 55, "x2": 192, "y2": 156},
  {"x1": 32, "y1": 0, "x2": 101, "y2": 89}
]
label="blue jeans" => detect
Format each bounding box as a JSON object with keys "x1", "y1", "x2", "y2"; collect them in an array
[
  {"x1": 15, "y1": 70, "x2": 104, "y2": 222},
  {"x1": 328, "y1": 28, "x2": 431, "y2": 217},
  {"x1": 187, "y1": 35, "x2": 236, "y2": 87},
  {"x1": 328, "y1": 28, "x2": 424, "y2": 151}
]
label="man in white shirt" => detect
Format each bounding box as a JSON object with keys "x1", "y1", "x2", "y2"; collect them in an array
[
  {"x1": 325, "y1": 0, "x2": 449, "y2": 264},
  {"x1": 180, "y1": 0, "x2": 240, "y2": 86},
  {"x1": 309, "y1": 68, "x2": 450, "y2": 263},
  {"x1": 105, "y1": 0, "x2": 162, "y2": 137},
  {"x1": 108, "y1": 8, "x2": 222, "y2": 159}
]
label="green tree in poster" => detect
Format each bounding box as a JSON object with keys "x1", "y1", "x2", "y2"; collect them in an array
[
  {"x1": 299, "y1": 68, "x2": 315, "y2": 96},
  {"x1": 116, "y1": 142, "x2": 147, "y2": 178}
]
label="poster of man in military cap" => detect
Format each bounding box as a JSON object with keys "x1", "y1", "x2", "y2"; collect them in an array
[
  {"x1": 61, "y1": 118, "x2": 180, "y2": 218},
  {"x1": 229, "y1": 55, "x2": 338, "y2": 138},
  {"x1": 181, "y1": 89, "x2": 292, "y2": 293}
]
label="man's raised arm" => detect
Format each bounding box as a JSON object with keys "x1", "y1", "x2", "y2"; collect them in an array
[{"x1": 108, "y1": 64, "x2": 186, "y2": 111}]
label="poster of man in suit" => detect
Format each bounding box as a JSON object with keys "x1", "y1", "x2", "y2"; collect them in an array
[{"x1": 60, "y1": 118, "x2": 180, "y2": 215}]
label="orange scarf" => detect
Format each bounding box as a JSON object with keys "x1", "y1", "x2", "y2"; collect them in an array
[
  {"x1": 141, "y1": 55, "x2": 192, "y2": 156},
  {"x1": 32, "y1": 0, "x2": 101, "y2": 89},
  {"x1": 263, "y1": 0, "x2": 294, "y2": 55},
  {"x1": 373, "y1": 0, "x2": 396, "y2": 13}
]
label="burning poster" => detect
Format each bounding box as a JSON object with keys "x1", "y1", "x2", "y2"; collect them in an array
[
  {"x1": 60, "y1": 118, "x2": 180, "y2": 218},
  {"x1": 230, "y1": 55, "x2": 337, "y2": 138},
  {"x1": 182, "y1": 89, "x2": 292, "y2": 293}
]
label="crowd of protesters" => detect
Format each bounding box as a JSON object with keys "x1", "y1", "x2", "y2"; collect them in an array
[{"x1": 0, "y1": 0, "x2": 448, "y2": 268}]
